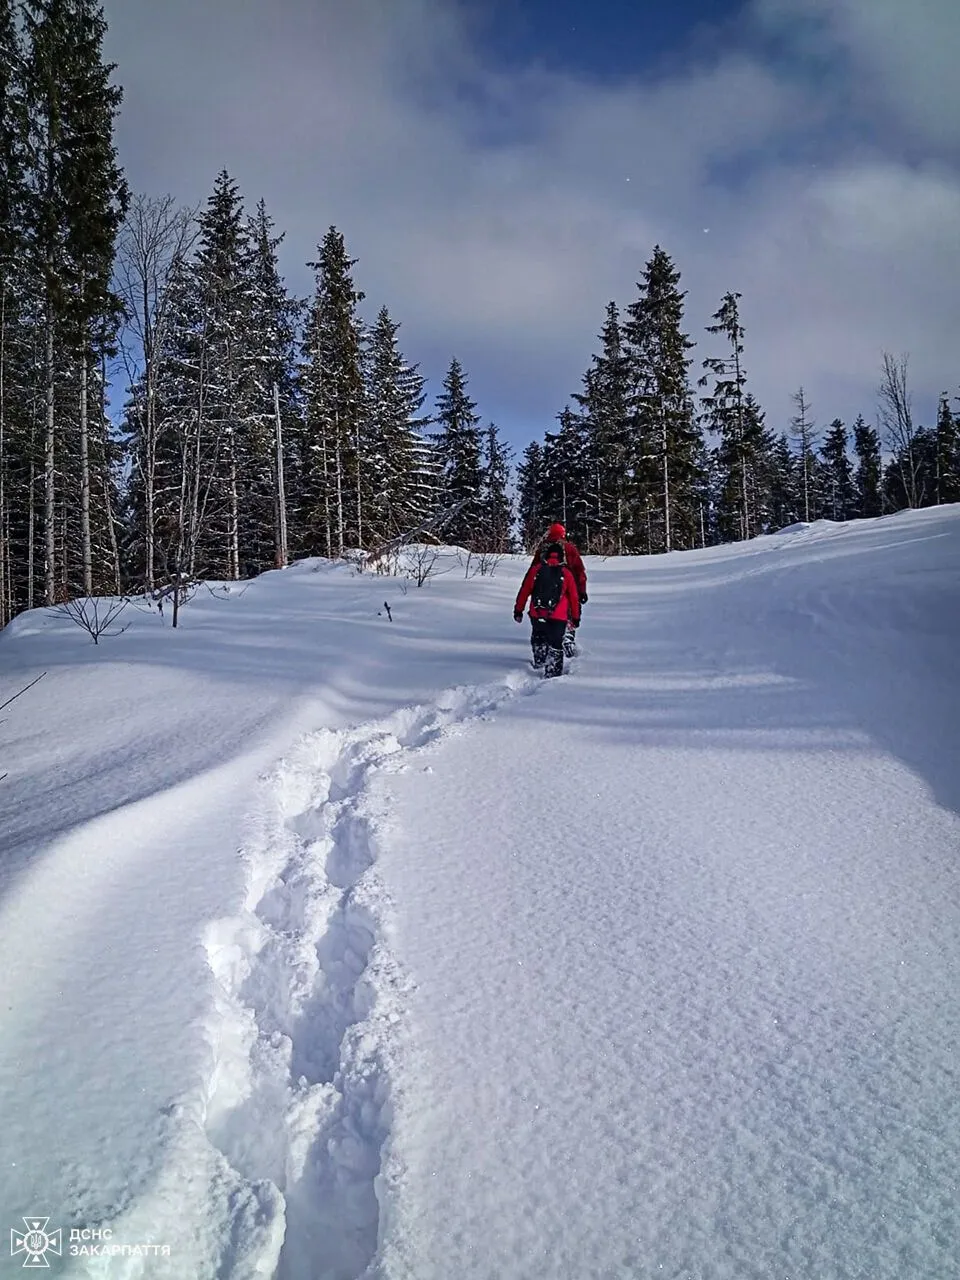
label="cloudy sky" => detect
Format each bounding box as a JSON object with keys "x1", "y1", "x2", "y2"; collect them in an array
[{"x1": 102, "y1": 0, "x2": 960, "y2": 454}]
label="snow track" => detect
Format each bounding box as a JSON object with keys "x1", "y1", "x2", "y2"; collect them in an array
[{"x1": 200, "y1": 674, "x2": 535, "y2": 1280}]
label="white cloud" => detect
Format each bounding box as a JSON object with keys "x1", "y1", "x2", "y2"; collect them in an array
[
  {"x1": 754, "y1": 0, "x2": 960, "y2": 151},
  {"x1": 103, "y1": 0, "x2": 960, "y2": 446}
]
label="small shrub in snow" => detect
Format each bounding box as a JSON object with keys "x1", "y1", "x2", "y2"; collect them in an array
[
  {"x1": 56, "y1": 596, "x2": 130, "y2": 645},
  {"x1": 206, "y1": 582, "x2": 251, "y2": 601},
  {"x1": 461, "y1": 548, "x2": 505, "y2": 579}
]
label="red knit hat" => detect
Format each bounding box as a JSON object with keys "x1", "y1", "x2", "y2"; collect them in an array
[{"x1": 547, "y1": 522, "x2": 566, "y2": 541}]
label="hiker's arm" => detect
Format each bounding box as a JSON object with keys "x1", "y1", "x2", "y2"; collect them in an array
[{"x1": 515, "y1": 564, "x2": 538, "y2": 613}]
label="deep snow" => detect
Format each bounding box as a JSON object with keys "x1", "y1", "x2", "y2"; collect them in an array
[{"x1": 1, "y1": 507, "x2": 958, "y2": 1279}]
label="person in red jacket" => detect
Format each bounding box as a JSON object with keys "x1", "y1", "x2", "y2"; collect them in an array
[
  {"x1": 514, "y1": 541, "x2": 581, "y2": 677},
  {"x1": 529, "y1": 522, "x2": 587, "y2": 656}
]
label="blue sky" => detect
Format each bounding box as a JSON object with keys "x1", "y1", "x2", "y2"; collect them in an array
[
  {"x1": 475, "y1": 0, "x2": 745, "y2": 79},
  {"x1": 103, "y1": 0, "x2": 960, "y2": 457}
]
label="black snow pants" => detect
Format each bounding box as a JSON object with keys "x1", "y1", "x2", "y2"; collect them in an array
[{"x1": 530, "y1": 617, "x2": 567, "y2": 677}]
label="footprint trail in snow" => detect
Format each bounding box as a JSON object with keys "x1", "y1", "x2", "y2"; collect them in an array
[{"x1": 200, "y1": 673, "x2": 538, "y2": 1280}]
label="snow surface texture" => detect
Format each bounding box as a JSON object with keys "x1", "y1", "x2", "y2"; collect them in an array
[{"x1": 0, "y1": 509, "x2": 958, "y2": 1279}]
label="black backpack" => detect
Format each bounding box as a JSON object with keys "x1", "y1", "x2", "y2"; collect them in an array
[{"x1": 531, "y1": 563, "x2": 564, "y2": 614}]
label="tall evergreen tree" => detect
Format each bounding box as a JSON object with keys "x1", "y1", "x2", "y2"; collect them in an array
[
  {"x1": 61, "y1": 0, "x2": 127, "y2": 594},
  {"x1": 935, "y1": 394, "x2": 960, "y2": 506},
  {"x1": 431, "y1": 357, "x2": 482, "y2": 546},
  {"x1": 764, "y1": 432, "x2": 800, "y2": 531},
  {"x1": 820, "y1": 418, "x2": 854, "y2": 521},
  {"x1": 538, "y1": 406, "x2": 590, "y2": 541},
  {"x1": 700, "y1": 292, "x2": 767, "y2": 541},
  {"x1": 853, "y1": 416, "x2": 882, "y2": 517},
  {"x1": 362, "y1": 305, "x2": 428, "y2": 542},
  {"x1": 300, "y1": 226, "x2": 365, "y2": 557},
  {"x1": 789, "y1": 387, "x2": 819, "y2": 522},
  {"x1": 517, "y1": 440, "x2": 544, "y2": 550},
  {"x1": 623, "y1": 247, "x2": 700, "y2": 553},
  {"x1": 153, "y1": 171, "x2": 255, "y2": 580},
  {"x1": 573, "y1": 302, "x2": 631, "y2": 552},
  {"x1": 243, "y1": 199, "x2": 300, "y2": 571},
  {"x1": 0, "y1": 0, "x2": 29, "y2": 622},
  {"x1": 23, "y1": 0, "x2": 127, "y2": 603},
  {"x1": 476, "y1": 423, "x2": 514, "y2": 554}
]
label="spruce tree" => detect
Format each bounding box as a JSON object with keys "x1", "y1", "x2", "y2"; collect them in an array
[
  {"x1": 765, "y1": 432, "x2": 800, "y2": 531},
  {"x1": 623, "y1": 246, "x2": 700, "y2": 553},
  {"x1": 243, "y1": 199, "x2": 300, "y2": 571},
  {"x1": 61, "y1": 0, "x2": 127, "y2": 594},
  {"x1": 700, "y1": 292, "x2": 767, "y2": 541},
  {"x1": 820, "y1": 418, "x2": 854, "y2": 521},
  {"x1": 883, "y1": 426, "x2": 938, "y2": 513},
  {"x1": 0, "y1": 0, "x2": 28, "y2": 622},
  {"x1": 853, "y1": 417, "x2": 882, "y2": 517},
  {"x1": 159, "y1": 171, "x2": 254, "y2": 579},
  {"x1": 573, "y1": 302, "x2": 631, "y2": 552},
  {"x1": 476, "y1": 423, "x2": 513, "y2": 554},
  {"x1": 935, "y1": 394, "x2": 960, "y2": 506},
  {"x1": 517, "y1": 441, "x2": 544, "y2": 550},
  {"x1": 431, "y1": 357, "x2": 482, "y2": 546},
  {"x1": 539, "y1": 406, "x2": 589, "y2": 543},
  {"x1": 789, "y1": 387, "x2": 819, "y2": 522},
  {"x1": 300, "y1": 226, "x2": 365, "y2": 557},
  {"x1": 362, "y1": 305, "x2": 428, "y2": 542},
  {"x1": 23, "y1": 0, "x2": 127, "y2": 603}
]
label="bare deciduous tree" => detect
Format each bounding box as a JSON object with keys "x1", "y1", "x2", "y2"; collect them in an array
[
  {"x1": 56, "y1": 595, "x2": 129, "y2": 644},
  {"x1": 878, "y1": 351, "x2": 922, "y2": 509},
  {"x1": 789, "y1": 386, "x2": 818, "y2": 523},
  {"x1": 461, "y1": 546, "x2": 505, "y2": 578},
  {"x1": 116, "y1": 194, "x2": 199, "y2": 590}
]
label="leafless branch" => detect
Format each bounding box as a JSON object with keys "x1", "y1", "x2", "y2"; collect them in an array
[
  {"x1": 55, "y1": 597, "x2": 130, "y2": 645},
  {"x1": 878, "y1": 351, "x2": 923, "y2": 508},
  {"x1": 0, "y1": 672, "x2": 47, "y2": 717}
]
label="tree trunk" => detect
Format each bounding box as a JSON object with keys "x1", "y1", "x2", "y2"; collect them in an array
[
  {"x1": 273, "y1": 381, "x2": 288, "y2": 567},
  {"x1": 355, "y1": 417, "x2": 363, "y2": 550},
  {"x1": 43, "y1": 316, "x2": 56, "y2": 605},
  {"x1": 101, "y1": 460, "x2": 120, "y2": 593},
  {"x1": 321, "y1": 423, "x2": 331, "y2": 559},
  {"x1": 142, "y1": 267, "x2": 156, "y2": 590},
  {"x1": 802, "y1": 450, "x2": 810, "y2": 523},
  {"x1": 334, "y1": 414, "x2": 344, "y2": 557},
  {"x1": 661, "y1": 400, "x2": 671, "y2": 553},
  {"x1": 27, "y1": 436, "x2": 35, "y2": 611},
  {"x1": 732, "y1": 313, "x2": 749, "y2": 542},
  {"x1": 228, "y1": 432, "x2": 239, "y2": 580},
  {"x1": 188, "y1": 335, "x2": 206, "y2": 576},
  {"x1": 0, "y1": 284, "x2": 6, "y2": 627},
  {"x1": 145, "y1": 365, "x2": 156, "y2": 589},
  {"x1": 79, "y1": 352, "x2": 93, "y2": 594}
]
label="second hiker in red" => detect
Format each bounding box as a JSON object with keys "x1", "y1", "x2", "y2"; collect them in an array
[{"x1": 514, "y1": 541, "x2": 581, "y2": 677}]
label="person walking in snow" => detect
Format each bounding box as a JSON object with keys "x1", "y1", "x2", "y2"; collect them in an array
[
  {"x1": 514, "y1": 540, "x2": 581, "y2": 677},
  {"x1": 530, "y1": 522, "x2": 587, "y2": 656}
]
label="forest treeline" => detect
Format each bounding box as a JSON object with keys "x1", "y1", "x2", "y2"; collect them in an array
[{"x1": 1, "y1": 2, "x2": 956, "y2": 626}]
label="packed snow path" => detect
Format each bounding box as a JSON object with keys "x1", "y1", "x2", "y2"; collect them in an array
[{"x1": 0, "y1": 507, "x2": 958, "y2": 1279}]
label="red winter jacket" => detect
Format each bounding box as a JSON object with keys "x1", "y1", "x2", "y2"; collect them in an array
[
  {"x1": 515, "y1": 560, "x2": 581, "y2": 624},
  {"x1": 529, "y1": 540, "x2": 587, "y2": 599}
]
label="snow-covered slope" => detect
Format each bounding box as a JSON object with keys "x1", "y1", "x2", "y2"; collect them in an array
[{"x1": 1, "y1": 507, "x2": 958, "y2": 1279}]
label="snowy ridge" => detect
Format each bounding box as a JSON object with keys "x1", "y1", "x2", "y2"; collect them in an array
[{"x1": 198, "y1": 673, "x2": 536, "y2": 1280}]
